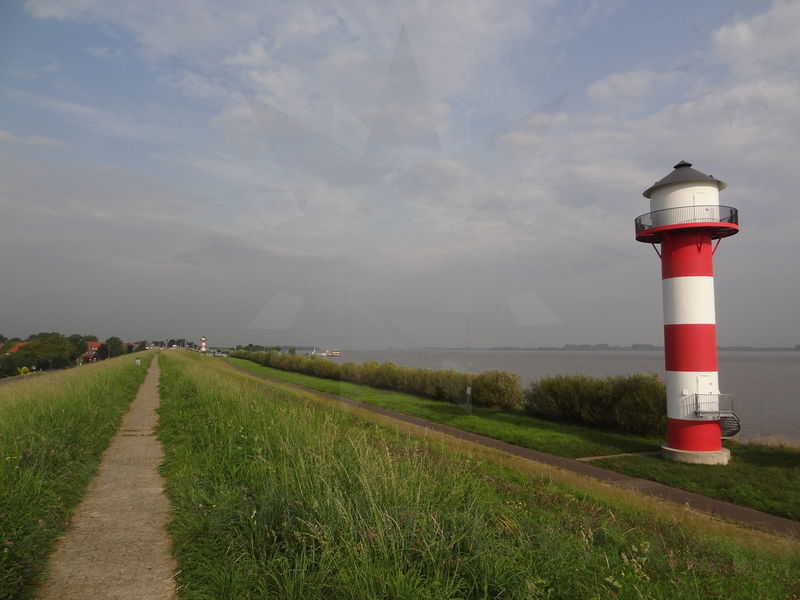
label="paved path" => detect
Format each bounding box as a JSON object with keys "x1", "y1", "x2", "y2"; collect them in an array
[
  {"x1": 226, "y1": 361, "x2": 800, "y2": 540},
  {"x1": 37, "y1": 359, "x2": 176, "y2": 600}
]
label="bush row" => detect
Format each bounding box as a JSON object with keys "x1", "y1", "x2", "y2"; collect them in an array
[
  {"x1": 229, "y1": 350, "x2": 523, "y2": 409},
  {"x1": 523, "y1": 373, "x2": 666, "y2": 436},
  {"x1": 229, "y1": 351, "x2": 667, "y2": 435}
]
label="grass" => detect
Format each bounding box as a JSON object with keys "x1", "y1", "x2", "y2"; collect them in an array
[
  {"x1": 160, "y1": 351, "x2": 800, "y2": 599},
  {"x1": 225, "y1": 358, "x2": 660, "y2": 459},
  {"x1": 0, "y1": 353, "x2": 153, "y2": 599},
  {"x1": 594, "y1": 442, "x2": 800, "y2": 521},
  {"x1": 225, "y1": 357, "x2": 800, "y2": 523}
]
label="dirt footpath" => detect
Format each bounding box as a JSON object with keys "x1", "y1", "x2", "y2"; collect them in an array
[{"x1": 36, "y1": 358, "x2": 176, "y2": 599}]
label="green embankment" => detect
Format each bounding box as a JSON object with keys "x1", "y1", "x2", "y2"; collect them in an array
[
  {"x1": 225, "y1": 356, "x2": 800, "y2": 522},
  {"x1": 159, "y1": 351, "x2": 800, "y2": 599},
  {"x1": 0, "y1": 353, "x2": 153, "y2": 599},
  {"x1": 226, "y1": 357, "x2": 660, "y2": 458}
]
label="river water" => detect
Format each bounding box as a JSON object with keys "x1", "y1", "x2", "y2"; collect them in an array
[{"x1": 330, "y1": 350, "x2": 800, "y2": 442}]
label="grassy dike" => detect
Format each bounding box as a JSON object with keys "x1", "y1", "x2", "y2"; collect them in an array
[
  {"x1": 225, "y1": 357, "x2": 800, "y2": 522},
  {"x1": 0, "y1": 353, "x2": 153, "y2": 599},
  {"x1": 159, "y1": 351, "x2": 799, "y2": 599},
  {"x1": 225, "y1": 358, "x2": 661, "y2": 459}
]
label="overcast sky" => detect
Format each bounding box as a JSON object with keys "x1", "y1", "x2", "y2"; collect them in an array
[{"x1": 1, "y1": 0, "x2": 798, "y2": 349}]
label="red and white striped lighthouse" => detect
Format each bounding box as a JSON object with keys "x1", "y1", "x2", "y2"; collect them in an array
[
  {"x1": 635, "y1": 161, "x2": 740, "y2": 465},
  {"x1": 200, "y1": 337, "x2": 208, "y2": 353}
]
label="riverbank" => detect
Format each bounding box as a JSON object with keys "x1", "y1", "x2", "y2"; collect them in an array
[
  {"x1": 225, "y1": 357, "x2": 800, "y2": 523},
  {"x1": 323, "y1": 349, "x2": 800, "y2": 442},
  {"x1": 159, "y1": 352, "x2": 799, "y2": 598}
]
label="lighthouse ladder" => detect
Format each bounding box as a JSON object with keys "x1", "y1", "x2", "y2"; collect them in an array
[
  {"x1": 693, "y1": 393, "x2": 741, "y2": 439},
  {"x1": 719, "y1": 412, "x2": 741, "y2": 439}
]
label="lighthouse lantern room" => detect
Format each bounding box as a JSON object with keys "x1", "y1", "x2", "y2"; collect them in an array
[{"x1": 635, "y1": 161, "x2": 740, "y2": 465}]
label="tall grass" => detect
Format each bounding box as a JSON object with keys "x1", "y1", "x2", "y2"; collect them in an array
[
  {"x1": 226, "y1": 357, "x2": 660, "y2": 458},
  {"x1": 159, "y1": 352, "x2": 800, "y2": 599},
  {"x1": 0, "y1": 353, "x2": 153, "y2": 599},
  {"x1": 230, "y1": 350, "x2": 667, "y2": 435},
  {"x1": 229, "y1": 349, "x2": 521, "y2": 407},
  {"x1": 227, "y1": 357, "x2": 800, "y2": 523}
]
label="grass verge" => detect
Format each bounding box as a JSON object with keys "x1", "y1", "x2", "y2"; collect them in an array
[
  {"x1": 0, "y1": 353, "x2": 153, "y2": 599},
  {"x1": 225, "y1": 357, "x2": 800, "y2": 523},
  {"x1": 225, "y1": 358, "x2": 659, "y2": 458},
  {"x1": 160, "y1": 351, "x2": 799, "y2": 599},
  {"x1": 593, "y1": 443, "x2": 800, "y2": 520}
]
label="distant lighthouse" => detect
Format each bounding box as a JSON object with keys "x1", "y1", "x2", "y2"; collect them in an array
[
  {"x1": 635, "y1": 161, "x2": 740, "y2": 465},
  {"x1": 200, "y1": 337, "x2": 208, "y2": 353}
]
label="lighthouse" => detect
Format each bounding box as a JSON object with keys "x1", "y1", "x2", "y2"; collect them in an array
[
  {"x1": 635, "y1": 161, "x2": 740, "y2": 465},
  {"x1": 200, "y1": 337, "x2": 208, "y2": 353}
]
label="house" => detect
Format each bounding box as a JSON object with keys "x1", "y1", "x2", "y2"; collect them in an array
[
  {"x1": 2, "y1": 341, "x2": 32, "y2": 355},
  {"x1": 82, "y1": 341, "x2": 104, "y2": 362}
]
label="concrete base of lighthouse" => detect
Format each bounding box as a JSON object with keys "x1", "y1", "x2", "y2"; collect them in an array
[{"x1": 661, "y1": 445, "x2": 730, "y2": 465}]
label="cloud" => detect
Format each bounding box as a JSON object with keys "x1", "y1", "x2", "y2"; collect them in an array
[
  {"x1": 0, "y1": 129, "x2": 66, "y2": 147},
  {"x1": 587, "y1": 69, "x2": 683, "y2": 105},
  {"x1": 85, "y1": 46, "x2": 122, "y2": 59},
  {"x1": 11, "y1": 0, "x2": 800, "y2": 347},
  {"x1": 23, "y1": 0, "x2": 94, "y2": 19},
  {"x1": 247, "y1": 291, "x2": 304, "y2": 330},
  {"x1": 711, "y1": 0, "x2": 800, "y2": 80}
]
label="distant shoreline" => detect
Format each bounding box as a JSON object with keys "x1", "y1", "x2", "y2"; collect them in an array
[
  {"x1": 409, "y1": 346, "x2": 800, "y2": 353},
  {"x1": 231, "y1": 345, "x2": 800, "y2": 354}
]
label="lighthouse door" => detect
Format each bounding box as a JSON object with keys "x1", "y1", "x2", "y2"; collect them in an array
[
  {"x1": 693, "y1": 191, "x2": 713, "y2": 220},
  {"x1": 696, "y1": 374, "x2": 714, "y2": 394},
  {"x1": 696, "y1": 375, "x2": 716, "y2": 415}
]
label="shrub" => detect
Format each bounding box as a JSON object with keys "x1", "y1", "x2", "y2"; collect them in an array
[
  {"x1": 338, "y1": 361, "x2": 363, "y2": 383},
  {"x1": 229, "y1": 351, "x2": 663, "y2": 435},
  {"x1": 607, "y1": 373, "x2": 666, "y2": 436},
  {"x1": 471, "y1": 370, "x2": 524, "y2": 409},
  {"x1": 369, "y1": 362, "x2": 404, "y2": 390},
  {"x1": 523, "y1": 373, "x2": 665, "y2": 436},
  {"x1": 309, "y1": 357, "x2": 341, "y2": 380},
  {"x1": 432, "y1": 369, "x2": 472, "y2": 403}
]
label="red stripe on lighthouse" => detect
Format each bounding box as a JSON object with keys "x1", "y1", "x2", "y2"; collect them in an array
[
  {"x1": 664, "y1": 324, "x2": 718, "y2": 371},
  {"x1": 667, "y1": 418, "x2": 722, "y2": 451},
  {"x1": 661, "y1": 230, "x2": 714, "y2": 279}
]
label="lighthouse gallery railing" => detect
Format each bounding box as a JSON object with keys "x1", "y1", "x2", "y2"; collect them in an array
[
  {"x1": 635, "y1": 205, "x2": 738, "y2": 235},
  {"x1": 692, "y1": 393, "x2": 735, "y2": 418}
]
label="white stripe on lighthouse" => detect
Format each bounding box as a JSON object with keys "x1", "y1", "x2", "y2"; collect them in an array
[{"x1": 662, "y1": 276, "x2": 716, "y2": 325}]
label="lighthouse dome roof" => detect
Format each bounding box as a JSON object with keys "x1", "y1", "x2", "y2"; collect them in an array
[{"x1": 643, "y1": 160, "x2": 726, "y2": 198}]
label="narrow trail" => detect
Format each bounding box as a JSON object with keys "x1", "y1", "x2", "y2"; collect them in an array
[{"x1": 36, "y1": 358, "x2": 176, "y2": 600}]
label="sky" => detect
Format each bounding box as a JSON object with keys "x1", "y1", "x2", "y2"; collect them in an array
[{"x1": 1, "y1": 0, "x2": 798, "y2": 349}]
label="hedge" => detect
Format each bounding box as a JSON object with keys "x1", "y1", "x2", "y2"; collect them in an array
[
  {"x1": 523, "y1": 373, "x2": 666, "y2": 436},
  {"x1": 229, "y1": 351, "x2": 666, "y2": 435},
  {"x1": 229, "y1": 350, "x2": 484, "y2": 405}
]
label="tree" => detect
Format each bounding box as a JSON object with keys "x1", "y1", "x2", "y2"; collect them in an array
[
  {"x1": 105, "y1": 336, "x2": 125, "y2": 358},
  {"x1": 0, "y1": 334, "x2": 6, "y2": 344},
  {"x1": 0, "y1": 354, "x2": 16, "y2": 378},
  {"x1": 67, "y1": 334, "x2": 88, "y2": 359},
  {"x1": 13, "y1": 333, "x2": 74, "y2": 370},
  {"x1": 135, "y1": 341, "x2": 147, "y2": 352}
]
